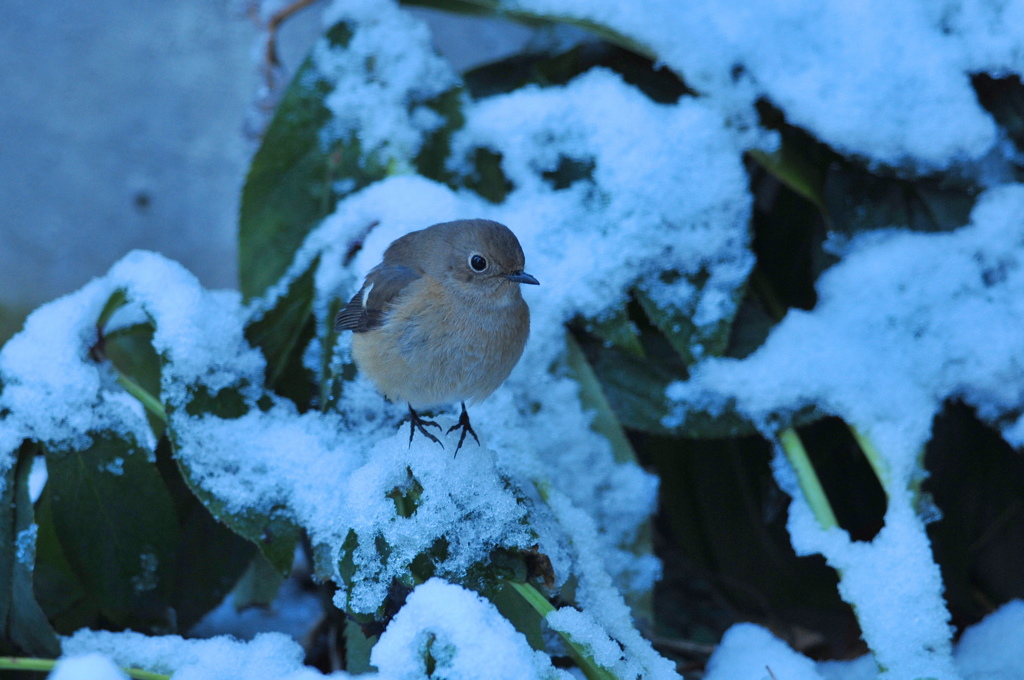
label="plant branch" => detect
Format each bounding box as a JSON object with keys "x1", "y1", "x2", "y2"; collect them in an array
[
  {"x1": 0, "y1": 657, "x2": 170, "y2": 680},
  {"x1": 507, "y1": 581, "x2": 617, "y2": 680},
  {"x1": 778, "y1": 427, "x2": 838, "y2": 530}
]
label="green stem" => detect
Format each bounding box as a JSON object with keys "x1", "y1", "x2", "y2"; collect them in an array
[
  {"x1": 0, "y1": 657, "x2": 170, "y2": 680},
  {"x1": 778, "y1": 427, "x2": 838, "y2": 530},
  {"x1": 96, "y1": 289, "x2": 129, "y2": 330},
  {"x1": 848, "y1": 425, "x2": 891, "y2": 497},
  {"x1": 507, "y1": 582, "x2": 617, "y2": 680},
  {"x1": 116, "y1": 373, "x2": 167, "y2": 424}
]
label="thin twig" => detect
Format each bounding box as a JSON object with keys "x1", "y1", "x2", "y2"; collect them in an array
[{"x1": 264, "y1": 0, "x2": 322, "y2": 70}]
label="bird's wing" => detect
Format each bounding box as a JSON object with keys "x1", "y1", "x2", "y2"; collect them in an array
[{"x1": 334, "y1": 264, "x2": 421, "y2": 332}]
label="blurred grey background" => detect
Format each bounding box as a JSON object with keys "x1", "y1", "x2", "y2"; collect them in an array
[{"x1": 0, "y1": 0, "x2": 530, "y2": 339}]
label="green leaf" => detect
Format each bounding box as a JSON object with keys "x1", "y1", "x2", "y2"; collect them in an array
[
  {"x1": 319, "y1": 296, "x2": 346, "y2": 413},
  {"x1": 564, "y1": 334, "x2": 656, "y2": 628},
  {"x1": 583, "y1": 342, "x2": 772, "y2": 439},
  {"x1": 413, "y1": 87, "x2": 467, "y2": 184},
  {"x1": 583, "y1": 342, "x2": 679, "y2": 436},
  {"x1": 96, "y1": 289, "x2": 129, "y2": 331},
  {"x1": 174, "y1": 455, "x2": 299, "y2": 576},
  {"x1": 0, "y1": 442, "x2": 60, "y2": 656},
  {"x1": 572, "y1": 306, "x2": 644, "y2": 359},
  {"x1": 44, "y1": 432, "x2": 178, "y2": 628},
  {"x1": 464, "y1": 41, "x2": 689, "y2": 103},
  {"x1": 634, "y1": 276, "x2": 741, "y2": 365},
  {"x1": 973, "y1": 73, "x2": 1024, "y2": 158},
  {"x1": 563, "y1": 333, "x2": 638, "y2": 464},
  {"x1": 152, "y1": 437, "x2": 256, "y2": 631},
  {"x1": 748, "y1": 127, "x2": 834, "y2": 214},
  {"x1": 823, "y1": 161, "x2": 977, "y2": 236},
  {"x1": 488, "y1": 582, "x2": 545, "y2": 651},
  {"x1": 105, "y1": 323, "x2": 166, "y2": 436},
  {"x1": 230, "y1": 552, "x2": 285, "y2": 611},
  {"x1": 458, "y1": 147, "x2": 514, "y2": 204},
  {"x1": 344, "y1": 618, "x2": 378, "y2": 674},
  {"x1": 505, "y1": 581, "x2": 617, "y2": 680},
  {"x1": 32, "y1": 485, "x2": 99, "y2": 634},
  {"x1": 722, "y1": 286, "x2": 778, "y2": 360},
  {"x1": 239, "y1": 22, "x2": 361, "y2": 301},
  {"x1": 240, "y1": 14, "x2": 466, "y2": 302},
  {"x1": 244, "y1": 254, "x2": 321, "y2": 407}
]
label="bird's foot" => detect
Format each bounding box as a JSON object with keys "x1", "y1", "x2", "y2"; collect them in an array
[
  {"x1": 446, "y1": 402, "x2": 480, "y2": 455},
  {"x1": 405, "y1": 405, "x2": 443, "y2": 448}
]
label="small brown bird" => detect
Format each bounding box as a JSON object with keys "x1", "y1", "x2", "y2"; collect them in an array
[{"x1": 335, "y1": 219, "x2": 539, "y2": 453}]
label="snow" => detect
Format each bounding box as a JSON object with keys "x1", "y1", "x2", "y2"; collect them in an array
[
  {"x1": 704, "y1": 623, "x2": 824, "y2": 680},
  {"x1": 954, "y1": 600, "x2": 1024, "y2": 680},
  {"x1": 503, "y1": 0, "x2": 1021, "y2": 172},
  {"x1": 315, "y1": 0, "x2": 460, "y2": 172},
  {"x1": 47, "y1": 600, "x2": 1024, "y2": 680},
  {"x1": 61, "y1": 629, "x2": 319, "y2": 680},
  {"x1": 665, "y1": 184, "x2": 1024, "y2": 678},
  {"x1": 1, "y1": 0, "x2": 1022, "y2": 678},
  {"x1": 702, "y1": 600, "x2": 1024, "y2": 680},
  {"x1": 370, "y1": 578, "x2": 571, "y2": 680},
  {"x1": 50, "y1": 653, "x2": 128, "y2": 680}
]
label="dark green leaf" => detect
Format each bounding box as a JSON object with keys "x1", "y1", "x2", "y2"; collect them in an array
[
  {"x1": 748, "y1": 127, "x2": 834, "y2": 214},
  {"x1": 319, "y1": 296, "x2": 345, "y2": 413},
  {"x1": 464, "y1": 41, "x2": 689, "y2": 103},
  {"x1": 230, "y1": 552, "x2": 285, "y2": 611},
  {"x1": 44, "y1": 432, "x2": 178, "y2": 628},
  {"x1": 563, "y1": 333, "x2": 638, "y2": 464},
  {"x1": 414, "y1": 87, "x2": 466, "y2": 184},
  {"x1": 345, "y1": 617, "x2": 378, "y2": 674},
  {"x1": 183, "y1": 385, "x2": 251, "y2": 420},
  {"x1": 1, "y1": 442, "x2": 60, "y2": 656},
  {"x1": 399, "y1": 0, "x2": 501, "y2": 17},
  {"x1": 174, "y1": 455, "x2": 299, "y2": 576},
  {"x1": 572, "y1": 306, "x2": 644, "y2": 359},
  {"x1": 459, "y1": 148, "x2": 514, "y2": 204},
  {"x1": 33, "y1": 484, "x2": 99, "y2": 635},
  {"x1": 924, "y1": 401, "x2": 1024, "y2": 627},
  {"x1": 750, "y1": 164, "x2": 828, "y2": 314},
  {"x1": 154, "y1": 437, "x2": 256, "y2": 631},
  {"x1": 583, "y1": 342, "x2": 783, "y2": 438},
  {"x1": 239, "y1": 22, "x2": 360, "y2": 301},
  {"x1": 647, "y1": 435, "x2": 846, "y2": 617},
  {"x1": 244, "y1": 254, "x2": 320, "y2": 406},
  {"x1": 973, "y1": 73, "x2": 1024, "y2": 159},
  {"x1": 542, "y1": 156, "x2": 595, "y2": 190},
  {"x1": 824, "y1": 162, "x2": 977, "y2": 236},
  {"x1": 634, "y1": 276, "x2": 741, "y2": 365},
  {"x1": 105, "y1": 323, "x2": 165, "y2": 437},
  {"x1": 96, "y1": 289, "x2": 128, "y2": 331},
  {"x1": 0, "y1": 303, "x2": 30, "y2": 350},
  {"x1": 722, "y1": 288, "x2": 777, "y2": 360},
  {"x1": 489, "y1": 582, "x2": 545, "y2": 651},
  {"x1": 583, "y1": 344, "x2": 678, "y2": 435}
]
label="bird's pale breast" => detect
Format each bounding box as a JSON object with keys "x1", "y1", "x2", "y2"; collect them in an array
[{"x1": 350, "y1": 276, "x2": 529, "y2": 409}]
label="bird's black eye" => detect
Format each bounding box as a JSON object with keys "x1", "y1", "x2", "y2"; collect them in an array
[{"x1": 469, "y1": 254, "x2": 488, "y2": 272}]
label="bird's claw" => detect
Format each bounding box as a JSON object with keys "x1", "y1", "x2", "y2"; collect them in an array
[
  {"x1": 446, "y1": 402, "x2": 480, "y2": 456},
  {"x1": 406, "y1": 406, "x2": 444, "y2": 448}
]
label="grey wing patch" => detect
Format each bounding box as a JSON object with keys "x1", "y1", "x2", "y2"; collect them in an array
[{"x1": 334, "y1": 265, "x2": 420, "y2": 333}]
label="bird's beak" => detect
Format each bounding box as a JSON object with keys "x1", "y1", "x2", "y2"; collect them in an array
[{"x1": 506, "y1": 271, "x2": 539, "y2": 285}]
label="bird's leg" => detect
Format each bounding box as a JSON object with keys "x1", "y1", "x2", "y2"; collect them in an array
[
  {"x1": 446, "y1": 402, "x2": 480, "y2": 455},
  {"x1": 405, "y1": 404, "x2": 443, "y2": 448}
]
